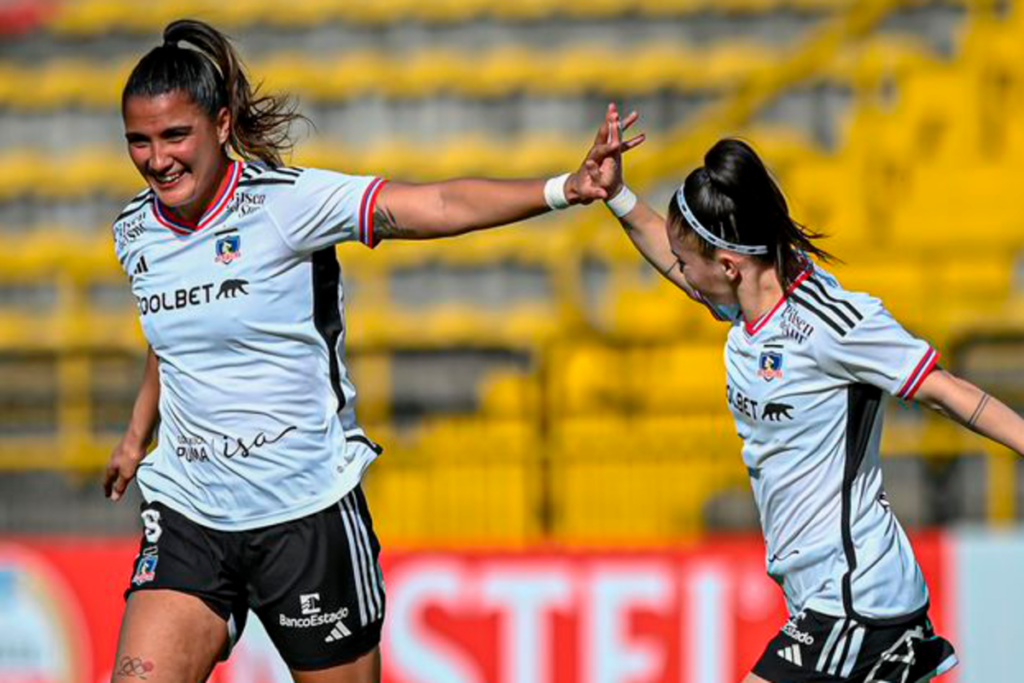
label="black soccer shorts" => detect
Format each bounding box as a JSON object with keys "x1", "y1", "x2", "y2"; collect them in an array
[
  {"x1": 124, "y1": 485, "x2": 386, "y2": 670},
  {"x1": 752, "y1": 608, "x2": 957, "y2": 682}
]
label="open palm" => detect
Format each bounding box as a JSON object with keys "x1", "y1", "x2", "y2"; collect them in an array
[{"x1": 573, "y1": 103, "x2": 645, "y2": 204}]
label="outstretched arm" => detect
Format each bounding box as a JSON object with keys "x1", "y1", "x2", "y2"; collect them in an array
[
  {"x1": 915, "y1": 368, "x2": 1024, "y2": 456},
  {"x1": 613, "y1": 192, "x2": 695, "y2": 297},
  {"x1": 593, "y1": 104, "x2": 697, "y2": 300},
  {"x1": 104, "y1": 345, "x2": 160, "y2": 501},
  {"x1": 371, "y1": 105, "x2": 644, "y2": 241}
]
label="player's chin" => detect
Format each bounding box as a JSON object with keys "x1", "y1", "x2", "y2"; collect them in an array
[{"x1": 150, "y1": 175, "x2": 193, "y2": 207}]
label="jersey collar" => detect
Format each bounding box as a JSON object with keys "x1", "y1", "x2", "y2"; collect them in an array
[
  {"x1": 152, "y1": 160, "x2": 241, "y2": 236},
  {"x1": 743, "y1": 267, "x2": 812, "y2": 337}
]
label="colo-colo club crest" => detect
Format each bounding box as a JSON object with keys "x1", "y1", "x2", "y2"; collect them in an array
[
  {"x1": 215, "y1": 234, "x2": 241, "y2": 264},
  {"x1": 758, "y1": 351, "x2": 784, "y2": 381}
]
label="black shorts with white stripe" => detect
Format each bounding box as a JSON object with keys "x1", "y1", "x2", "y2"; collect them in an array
[
  {"x1": 752, "y1": 609, "x2": 957, "y2": 682},
  {"x1": 124, "y1": 485, "x2": 385, "y2": 670}
]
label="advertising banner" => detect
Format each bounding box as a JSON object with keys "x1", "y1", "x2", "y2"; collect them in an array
[{"x1": 0, "y1": 535, "x2": 953, "y2": 683}]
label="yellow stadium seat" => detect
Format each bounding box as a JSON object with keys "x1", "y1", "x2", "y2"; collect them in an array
[
  {"x1": 551, "y1": 415, "x2": 745, "y2": 542},
  {"x1": 549, "y1": 342, "x2": 729, "y2": 417},
  {"x1": 628, "y1": 343, "x2": 727, "y2": 414},
  {"x1": 44, "y1": 0, "x2": 860, "y2": 35},
  {"x1": 0, "y1": 33, "x2": 942, "y2": 111},
  {"x1": 477, "y1": 371, "x2": 542, "y2": 419},
  {"x1": 362, "y1": 418, "x2": 542, "y2": 546}
]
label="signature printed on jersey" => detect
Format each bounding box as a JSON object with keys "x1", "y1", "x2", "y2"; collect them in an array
[
  {"x1": 174, "y1": 424, "x2": 297, "y2": 462},
  {"x1": 220, "y1": 424, "x2": 297, "y2": 459}
]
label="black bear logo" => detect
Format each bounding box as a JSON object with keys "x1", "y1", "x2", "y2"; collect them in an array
[
  {"x1": 217, "y1": 279, "x2": 249, "y2": 299},
  {"x1": 762, "y1": 402, "x2": 794, "y2": 421}
]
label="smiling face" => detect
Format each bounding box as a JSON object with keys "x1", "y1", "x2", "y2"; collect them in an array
[{"x1": 123, "y1": 90, "x2": 230, "y2": 223}]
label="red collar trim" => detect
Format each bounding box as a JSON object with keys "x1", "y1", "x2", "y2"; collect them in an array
[
  {"x1": 153, "y1": 160, "x2": 241, "y2": 236},
  {"x1": 743, "y1": 268, "x2": 812, "y2": 336}
]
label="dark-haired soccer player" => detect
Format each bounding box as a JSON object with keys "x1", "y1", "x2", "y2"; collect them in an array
[
  {"x1": 599, "y1": 104, "x2": 1024, "y2": 682},
  {"x1": 103, "y1": 19, "x2": 643, "y2": 683}
]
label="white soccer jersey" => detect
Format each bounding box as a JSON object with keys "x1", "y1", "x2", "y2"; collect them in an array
[
  {"x1": 112, "y1": 161, "x2": 388, "y2": 531},
  {"x1": 723, "y1": 263, "x2": 939, "y2": 623}
]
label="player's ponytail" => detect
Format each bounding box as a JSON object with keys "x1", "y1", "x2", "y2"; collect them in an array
[
  {"x1": 668, "y1": 138, "x2": 834, "y2": 286},
  {"x1": 122, "y1": 18, "x2": 306, "y2": 167}
]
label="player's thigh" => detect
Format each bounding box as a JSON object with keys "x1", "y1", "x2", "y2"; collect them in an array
[
  {"x1": 252, "y1": 486, "x2": 386, "y2": 673},
  {"x1": 112, "y1": 589, "x2": 228, "y2": 683},
  {"x1": 740, "y1": 675, "x2": 771, "y2": 683},
  {"x1": 290, "y1": 646, "x2": 381, "y2": 683}
]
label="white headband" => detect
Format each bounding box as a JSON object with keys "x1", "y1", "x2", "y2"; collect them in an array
[{"x1": 675, "y1": 187, "x2": 769, "y2": 255}]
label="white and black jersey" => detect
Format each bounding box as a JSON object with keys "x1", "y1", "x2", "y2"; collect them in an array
[
  {"x1": 723, "y1": 263, "x2": 939, "y2": 624},
  {"x1": 112, "y1": 161, "x2": 387, "y2": 531}
]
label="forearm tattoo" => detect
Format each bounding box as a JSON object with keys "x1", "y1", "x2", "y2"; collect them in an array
[
  {"x1": 372, "y1": 202, "x2": 417, "y2": 239},
  {"x1": 968, "y1": 392, "x2": 991, "y2": 428}
]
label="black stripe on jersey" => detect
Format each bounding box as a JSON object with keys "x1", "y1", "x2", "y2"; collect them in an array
[
  {"x1": 237, "y1": 178, "x2": 297, "y2": 187},
  {"x1": 125, "y1": 188, "x2": 154, "y2": 206},
  {"x1": 841, "y1": 386, "x2": 929, "y2": 627},
  {"x1": 114, "y1": 194, "x2": 154, "y2": 222},
  {"x1": 312, "y1": 247, "x2": 346, "y2": 411},
  {"x1": 805, "y1": 277, "x2": 863, "y2": 322},
  {"x1": 347, "y1": 434, "x2": 384, "y2": 455},
  {"x1": 242, "y1": 165, "x2": 302, "y2": 180},
  {"x1": 795, "y1": 282, "x2": 856, "y2": 329},
  {"x1": 789, "y1": 293, "x2": 848, "y2": 336},
  {"x1": 841, "y1": 384, "x2": 879, "y2": 624}
]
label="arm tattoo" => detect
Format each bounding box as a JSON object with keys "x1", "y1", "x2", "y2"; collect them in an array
[
  {"x1": 968, "y1": 392, "x2": 991, "y2": 428},
  {"x1": 372, "y1": 202, "x2": 417, "y2": 240},
  {"x1": 659, "y1": 261, "x2": 681, "y2": 278}
]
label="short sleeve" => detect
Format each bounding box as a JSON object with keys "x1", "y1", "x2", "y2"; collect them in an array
[
  {"x1": 111, "y1": 190, "x2": 154, "y2": 277},
  {"x1": 269, "y1": 168, "x2": 387, "y2": 252},
  {"x1": 816, "y1": 303, "x2": 939, "y2": 401},
  {"x1": 112, "y1": 222, "x2": 129, "y2": 275}
]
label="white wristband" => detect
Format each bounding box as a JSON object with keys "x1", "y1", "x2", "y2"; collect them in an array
[
  {"x1": 606, "y1": 185, "x2": 637, "y2": 218},
  {"x1": 544, "y1": 173, "x2": 571, "y2": 210}
]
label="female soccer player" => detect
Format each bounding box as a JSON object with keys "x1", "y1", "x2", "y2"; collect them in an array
[
  {"x1": 101, "y1": 19, "x2": 641, "y2": 683},
  {"x1": 600, "y1": 104, "x2": 1024, "y2": 682}
]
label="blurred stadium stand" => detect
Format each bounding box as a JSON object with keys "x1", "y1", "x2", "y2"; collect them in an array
[{"x1": 1, "y1": 0, "x2": 1023, "y2": 544}]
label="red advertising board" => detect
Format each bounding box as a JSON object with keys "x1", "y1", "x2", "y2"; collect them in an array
[{"x1": 0, "y1": 535, "x2": 951, "y2": 683}]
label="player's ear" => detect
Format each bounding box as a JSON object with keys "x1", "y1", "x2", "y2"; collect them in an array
[
  {"x1": 717, "y1": 252, "x2": 741, "y2": 281},
  {"x1": 215, "y1": 107, "x2": 231, "y2": 146}
]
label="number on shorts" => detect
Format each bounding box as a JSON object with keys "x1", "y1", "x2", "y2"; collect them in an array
[{"x1": 141, "y1": 509, "x2": 163, "y2": 544}]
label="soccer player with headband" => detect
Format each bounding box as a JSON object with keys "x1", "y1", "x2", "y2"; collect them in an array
[
  {"x1": 102, "y1": 19, "x2": 643, "y2": 683},
  {"x1": 600, "y1": 103, "x2": 1024, "y2": 682}
]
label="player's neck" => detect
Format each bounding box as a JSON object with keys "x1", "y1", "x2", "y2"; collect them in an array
[{"x1": 738, "y1": 264, "x2": 784, "y2": 325}]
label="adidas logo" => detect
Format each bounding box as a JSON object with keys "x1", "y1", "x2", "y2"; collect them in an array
[
  {"x1": 324, "y1": 619, "x2": 352, "y2": 643},
  {"x1": 777, "y1": 644, "x2": 803, "y2": 667},
  {"x1": 133, "y1": 256, "x2": 149, "y2": 276}
]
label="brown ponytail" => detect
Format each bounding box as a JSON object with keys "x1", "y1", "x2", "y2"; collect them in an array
[
  {"x1": 123, "y1": 18, "x2": 308, "y2": 167},
  {"x1": 668, "y1": 138, "x2": 836, "y2": 286}
]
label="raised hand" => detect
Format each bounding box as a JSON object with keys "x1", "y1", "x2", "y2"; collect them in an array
[{"x1": 566, "y1": 102, "x2": 645, "y2": 204}]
